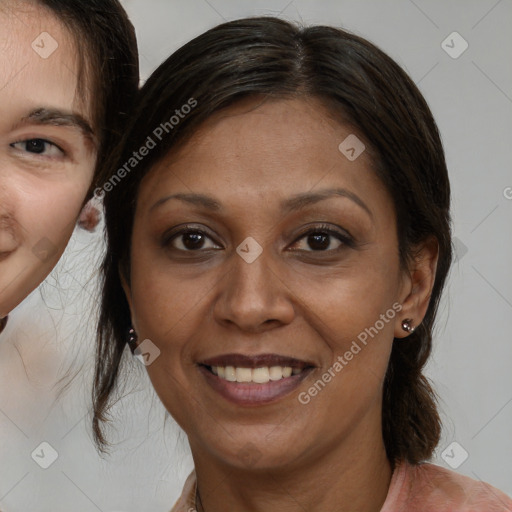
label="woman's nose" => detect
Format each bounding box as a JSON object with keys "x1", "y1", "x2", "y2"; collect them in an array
[{"x1": 212, "y1": 244, "x2": 295, "y2": 333}]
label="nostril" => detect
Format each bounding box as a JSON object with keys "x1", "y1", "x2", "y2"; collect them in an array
[{"x1": 0, "y1": 233, "x2": 17, "y2": 251}]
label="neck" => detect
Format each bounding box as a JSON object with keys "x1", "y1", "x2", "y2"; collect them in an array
[{"x1": 191, "y1": 410, "x2": 393, "y2": 512}]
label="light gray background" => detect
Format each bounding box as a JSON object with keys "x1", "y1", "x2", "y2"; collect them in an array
[{"x1": 0, "y1": 0, "x2": 511, "y2": 510}]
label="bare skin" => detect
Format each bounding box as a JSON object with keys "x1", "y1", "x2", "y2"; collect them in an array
[
  {"x1": 0, "y1": 1, "x2": 96, "y2": 319},
  {"x1": 123, "y1": 97, "x2": 438, "y2": 512}
]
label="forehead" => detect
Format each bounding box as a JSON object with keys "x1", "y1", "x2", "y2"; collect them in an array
[
  {"x1": 0, "y1": 2, "x2": 90, "y2": 123},
  {"x1": 141, "y1": 97, "x2": 386, "y2": 210}
]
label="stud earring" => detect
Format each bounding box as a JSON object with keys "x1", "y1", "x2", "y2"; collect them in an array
[
  {"x1": 401, "y1": 318, "x2": 415, "y2": 334},
  {"x1": 127, "y1": 327, "x2": 138, "y2": 354}
]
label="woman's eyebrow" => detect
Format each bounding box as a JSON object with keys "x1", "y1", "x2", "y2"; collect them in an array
[
  {"x1": 281, "y1": 188, "x2": 373, "y2": 219},
  {"x1": 151, "y1": 188, "x2": 373, "y2": 220},
  {"x1": 13, "y1": 107, "x2": 96, "y2": 148}
]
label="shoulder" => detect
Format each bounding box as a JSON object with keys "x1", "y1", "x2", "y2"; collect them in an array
[{"x1": 382, "y1": 461, "x2": 512, "y2": 512}]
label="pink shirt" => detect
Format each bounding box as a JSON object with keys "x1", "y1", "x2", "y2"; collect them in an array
[{"x1": 170, "y1": 462, "x2": 512, "y2": 511}]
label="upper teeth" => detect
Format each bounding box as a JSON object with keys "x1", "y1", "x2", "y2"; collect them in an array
[{"x1": 211, "y1": 366, "x2": 301, "y2": 383}]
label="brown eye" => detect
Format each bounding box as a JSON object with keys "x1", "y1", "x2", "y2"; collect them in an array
[
  {"x1": 181, "y1": 232, "x2": 206, "y2": 250},
  {"x1": 306, "y1": 232, "x2": 334, "y2": 251},
  {"x1": 290, "y1": 224, "x2": 353, "y2": 252},
  {"x1": 295, "y1": 231, "x2": 343, "y2": 251},
  {"x1": 165, "y1": 228, "x2": 220, "y2": 252}
]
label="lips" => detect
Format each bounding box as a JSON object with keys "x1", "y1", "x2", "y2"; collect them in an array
[
  {"x1": 201, "y1": 353, "x2": 312, "y2": 369},
  {"x1": 198, "y1": 353, "x2": 315, "y2": 406}
]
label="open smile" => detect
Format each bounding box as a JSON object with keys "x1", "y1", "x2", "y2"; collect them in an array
[{"x1": 199, "y1": 353, "x2": 315, "y2": 406}]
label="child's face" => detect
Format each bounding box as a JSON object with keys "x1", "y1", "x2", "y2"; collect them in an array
[{"x1": 0, "y1": 2, "x2": 96, "y2": 317}]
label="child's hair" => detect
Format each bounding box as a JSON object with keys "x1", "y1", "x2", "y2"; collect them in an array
[
  {"x1": 37, "y1": 0, "x2": 139, "y2": 197},
  {"x1": 93, "y1": 17, "x2": 452, "y2": 466}
]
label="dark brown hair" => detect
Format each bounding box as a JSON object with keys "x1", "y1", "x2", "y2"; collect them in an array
[
  {"x1": 93, "y1": 17, "x2": 452, "y2": 465},
  {"x1": 37, "y1": 0, "x2": 139, "y2": 197}
]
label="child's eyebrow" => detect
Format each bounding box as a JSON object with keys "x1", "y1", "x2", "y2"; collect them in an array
[{"x1": 13, "y1": 107, "x2": 96, "y2": 148}]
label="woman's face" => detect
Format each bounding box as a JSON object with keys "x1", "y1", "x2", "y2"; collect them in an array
[
  {"x1": 126, "y1": 97, "x2": 418, "y2": 471},
  {"x1": 0, "y1": 3, "x2": 96, "y2": 317}
]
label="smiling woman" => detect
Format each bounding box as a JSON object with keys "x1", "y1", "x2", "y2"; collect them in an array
[
  {"x1": 93, "y1": 17, "x2": 512, "y2": 512},
  {"x1": 0, "y1": 0, "x2": 138, "y2": 329}
]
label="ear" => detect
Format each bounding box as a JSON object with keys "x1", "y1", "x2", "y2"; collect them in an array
[
  {"x1": 119, "y1": 264, "x2": 137, "y2": 332},
  {"x1": 394, "y1": 236, "x2": 439, "y2": 338},
  {"x1": 77, "y1": 198, "x2": 101, "y2": 232}
]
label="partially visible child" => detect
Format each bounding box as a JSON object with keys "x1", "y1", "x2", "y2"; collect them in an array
[{"x1": 0, "y1": 0, "x2": 139, "y2": 332}]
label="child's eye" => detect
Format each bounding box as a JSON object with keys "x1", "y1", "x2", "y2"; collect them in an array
[{"x1": 10, "y1": 138, "x2": 64, "y2": 157}]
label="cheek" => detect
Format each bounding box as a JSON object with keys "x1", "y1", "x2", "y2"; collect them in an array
[
  {"x1": 129, "y1": 261, "x2": 203, "y2": 427},
  {"x1": 22, "y1": 182, "x2": 88, "y2": 249},
  {"x1": 128, "y1": 218, "x2": 218, "y2": 336},
  {"x1": 293, "y1": 272, "x2": 399, "y2": 434},
  {"x1": 0, "y1": 177, "x2": 92, "y2": 316},
  {"x1": 288, "y1": 256, "x2": 400, "y2": 346},
  {"x1": 320, "y1": 278, "x2": 397, "y2": 340},
  {"x1": 285, "y1": 252, "x2": 401, "y2": 409},
  {"x1": 130, "y1": 252, "x2": 212, "y2": 342}
]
